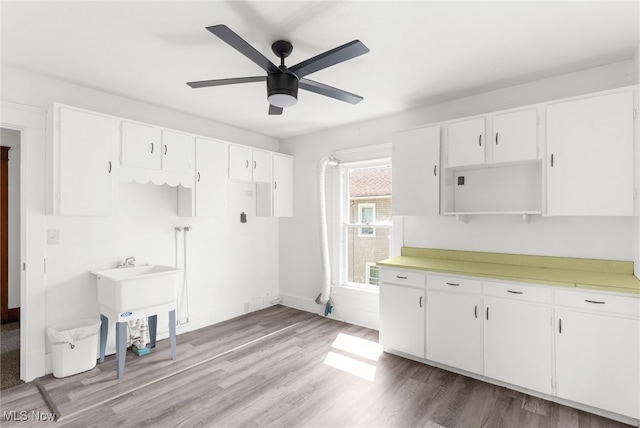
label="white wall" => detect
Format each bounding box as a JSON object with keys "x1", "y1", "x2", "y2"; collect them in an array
[
  {"x1": 1, "y1": 65, "x2": 280, "y2": 368},
  {"x1": 279, "y1": 59, "x2": 639, "y2": 327},
  {"x1": 1, "y1": 128, "x2": 21, "y2": 309}
]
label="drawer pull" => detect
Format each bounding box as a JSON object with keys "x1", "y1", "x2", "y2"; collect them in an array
[
  {"x1": 507, "y1": 290, "x2": 523, "y2": 295},
  {"x1": 396, "y1": 275, "x2": 408, "y2": 280},
  {"x1": 150, "y1": 142, "x2": 154, "y2": 153},
  {"x1": 446, "y1": 282, "x2": 460, "y2": 287},
  {"x1": 585, "y1": 300, "x2": 606, "y2": 305},
  {"x1": 559, "y1": 318, "x2": 562, "y2": 334},
  {"x1": 474, "y1": 305, "x2": 478, "y2": 319},
  {"x1": 419, "y1": 296, "x2": 423, "y2": 308},
  {"x1": 486, "y1": 307, "x2": 489, "y2": 321},
  {"x1": 478, "y1": 134, "x2": 482, "y2": 147}
]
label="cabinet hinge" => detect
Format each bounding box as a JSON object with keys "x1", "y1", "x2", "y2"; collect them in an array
[
  {"x1": 634, "y1": 108, "x2": 637, "y2": 119},
  {"x1": 634, "y1": 188, "x2": 638, "y2": 200},
  {"x1": 44, "y1": 259, "x2": 46, "y2": 274}
]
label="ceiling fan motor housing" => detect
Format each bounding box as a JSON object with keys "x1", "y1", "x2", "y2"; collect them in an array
[{"x1": 267, "y1": 72, "x2": 298, "y2": 101}]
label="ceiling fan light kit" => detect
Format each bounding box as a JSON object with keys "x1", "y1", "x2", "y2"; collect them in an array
[{"x1": 187, "y1": 24, "x2": 369, "y2": 115}]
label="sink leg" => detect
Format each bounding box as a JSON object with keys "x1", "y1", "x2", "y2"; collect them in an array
[
  {"x1": 99, "y1": 315, "x2": 108, "y2": 363},
  {"x1": 115, "y1": 321, "x2": 127, "y2": 379},
  {"x1": 148, "y1": 315, "x2": 157, "y2": 348},
  {"x1": 169, "y1": 310, "x2": 177, "y2": 360}
]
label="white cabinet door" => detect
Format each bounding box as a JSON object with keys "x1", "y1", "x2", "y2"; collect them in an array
[
  {"x1": 58, "y1": 106, "x2": 115, "y2": 216},
  {"x1": 195, "y1": 137, "x2": 227, "y2": 217},
  {"x1": 426, "y1": 291, "x2": 482, "y2": 374},
  {"x1": 492, "y1": 109, "x2": 537, "y2": 163},
  {"x1": 483, "y1": 297, "x2": 552, "y2": 394},
  {"x1": 229, "y1": 145, "x2": 252, "y2": 181},
  {"x1": 447, "y1": 117, "x2": 485, "y2": 167},
  {"x1": 252, "y1": 149, "x2": 272, "y2": 183},
  {"x1": 392, "y1": 125, "x2": 440, "y2": 216},
  {"x1": 161, "y1": 129, "x2": 192, "y2": 173},
  {"x1": 120, "y1": 121, "x2": 159, "y2": 169},
  {"x1": 555, "y1": 310, "x2": 639, "y2": 419},
  {"x1": 273, "y1": 154, "x2": 293, "y2": 217},
  {"x1": 546, "y1": 91, "x2": 634, "y2": 216},
  {"x1": 379, "y1": 283, "x2": 425, "y2": 358}
]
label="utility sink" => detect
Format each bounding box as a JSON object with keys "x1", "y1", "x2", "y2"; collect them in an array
[{"x1": 91, "y1": 265, "x2": 181, "y2": 314}]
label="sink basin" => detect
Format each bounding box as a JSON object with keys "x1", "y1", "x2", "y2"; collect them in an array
[{"x1": 91, "y1": 265, "x2": 181, "y2": 314}]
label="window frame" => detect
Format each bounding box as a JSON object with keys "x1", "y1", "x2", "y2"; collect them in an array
[
  {"x1": 337, "y1": 158, "x2": 392, "y2": 290},
  {"x1": 357, "y1": 202, "x2": 376, "y2": 237}
]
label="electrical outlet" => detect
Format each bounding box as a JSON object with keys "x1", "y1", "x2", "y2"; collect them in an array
[
  {"x1": 457, "y1": 176, "x2": 465, "y2": 186},
  {"x1": 47, "y1": 229, "x2": 60, "y2": 245}
]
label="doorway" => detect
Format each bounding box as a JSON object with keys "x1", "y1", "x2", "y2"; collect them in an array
[{"x1": 1, "y1": 128, "x2": 22, "y2": 389}]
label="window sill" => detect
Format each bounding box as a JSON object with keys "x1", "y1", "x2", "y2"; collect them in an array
[{"x1": 332, "y1": 284, "x2": 379, "y2": 299}]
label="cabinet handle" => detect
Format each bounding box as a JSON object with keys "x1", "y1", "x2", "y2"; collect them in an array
[
  {"x1": 164, "y1": 145, "x2": 168, "y2": 155},
  {"x1": 150, "y1": 142, "x2": 154, "y2": 154},
  {"x1": 396, "y1": 275, "x2": 407, "y2": 280},
  {"x1": 197, "y1": 172, "x2": 201, "y2": 182},
  {"x1": 246, "y1": 160, "x2": 249, "y2": 169},
  {"x1": 274, "y1": 181, "x2": 278, "y2": 189},
  {"x1": 486, "y1": 307, "x2": 489, "y2": 320},
  {"x1": 419, "y1": 296, "x2": 423, "y2": 308},
  {"x1": 507, "y1": 290, "x2": 523, "y2": 295},
  {"x1": 108, "y1": 161, "x2": 112, "y2": 173},
  {"x1": 478, "y1": 134, "x2": 482, "y2": 147},
  {"x1": 585, "y1": 299, "x2": 606, "y2": 305},
  {"x1": 550, "y1": 154, "x2": 554, "y2": 167},
  {"x1": 559, "y1": 318, "x2": 562, "y2": 334},
  {"x1": 474, "y1": 305, "x2": 478, "y2": 319},
  {"x1": 495, "y1": 133, "x2": 499, "y2": 145},
  {"x1": 433, "y1": 165, "x2": 437, "y2": 177},
  {"x1": 446, "y1": 282, "x2": 460, "y2": 286},
  {"x1": 254, "y1": 160, "x2": 257, "y2": 169}
]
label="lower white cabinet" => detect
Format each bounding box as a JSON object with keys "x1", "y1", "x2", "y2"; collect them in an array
[
  {"x1": 555, "y1": 293, "x2": 640, "y2": 419},
  {"x1": 379, "y1": 269, "x2": 425, "y2": 358},
  {"x1": 379, "y1": 268, "x2": 640, "y2": 421},
  {"x1": 426, "y1": 290, "x2": 482, "y2": 374},
  {"x1": 483, "y1": 295, "x2": 553, "y2": 394}
]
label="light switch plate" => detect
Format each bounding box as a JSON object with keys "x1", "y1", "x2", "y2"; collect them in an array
[{"x1": 47, "y1": 229, "x2": 60, "y2": 245}]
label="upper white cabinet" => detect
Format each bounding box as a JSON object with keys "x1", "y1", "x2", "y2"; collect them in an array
[
  {"x1": 392, "y1": 125, "x2": 440, "y2": 216},
  {"x1": 252, "y1": 149, "x2": 272, "y2": 183},
  {"x1": 379, "y1": 269, "x2": 426, "y2": 358},
  {"x1": 178, "y1": 137, "x2": 227, "y2": 217},
  {"x1": 47, "y1": 104, "x2": 115, "y2": 216},
  {"x1": 161, "y1": 130, "x2": 192, "y2": 173},
  {"x1": 120, "y1": 120, "x2": 159, "y2": 170},
  {"x1": 546, "y1": 91, "x2": 634, "y2": 216},
  {"x1": 272, "y1": 154, "x2": 293, "y2": 217},
  {"x1": 119, "y1": 120, "x2": 194, "y2": 187},
  {"x1": 229, "y1": 145, "x2": 272, "y2": 183},
  {"x1": 447, "y1": 117, "x2": 485, "y2": 167},
  {"x1": 492, "y1": 108, "x2": 538, "y2": 163}
]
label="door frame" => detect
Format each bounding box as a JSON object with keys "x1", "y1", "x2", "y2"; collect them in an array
[{"x1": 1, "y1": 101, "x2": 47, "y2": 381}]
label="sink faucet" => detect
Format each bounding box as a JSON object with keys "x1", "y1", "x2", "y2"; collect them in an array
[{"x1": 118, "y1": 256, "x2": 136, "y2": 268}]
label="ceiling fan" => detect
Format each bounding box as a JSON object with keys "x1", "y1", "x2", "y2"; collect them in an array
[{"x1": 187, "y1": 25, "x2": 370, "y2": 115}]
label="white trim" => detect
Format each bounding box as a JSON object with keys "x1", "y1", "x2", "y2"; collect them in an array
[{"x1": 1, "y1": 100, "x2": 47, "y2": 382}]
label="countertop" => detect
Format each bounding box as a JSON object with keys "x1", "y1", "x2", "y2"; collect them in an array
[{"x1": 377, "y1": 248, "x2": 640, "y2": 295}]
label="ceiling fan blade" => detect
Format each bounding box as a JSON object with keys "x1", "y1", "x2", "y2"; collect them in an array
[
  {"x1": 187, "y1": 76, "x2": 266, "y2": 88},
  {"x1": 299, "y1": 78, "x2": 364, "y2": 104},
  {"x1": 268, "y1": 104, "x2": 284, "y2": 115},
  {"x1": 289, "y1": 40, "x2": 369, "y2": 79},
  {"x1": 206, "y1": 25, "x2": 280, "y2": 74},
  {"x1": 187, "y1": 76, "x2": 267, "y2": 88}
]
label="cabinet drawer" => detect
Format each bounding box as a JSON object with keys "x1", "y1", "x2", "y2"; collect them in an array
[
  {"x1": 427, "y1": 274, "x2": 481, "y2": 294},
  {"x1": 380, "y1": 268, "x2": 425, "y2": 287},
  {"x1": 484, "y1": 281, "x2": 553, "y2": 304},
  {"x1": 555, "y1": 289, "x2": 639, "y2": 318}
]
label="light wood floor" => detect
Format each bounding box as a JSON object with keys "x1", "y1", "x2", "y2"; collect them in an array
[{"x1": 0, "y1": 305, "x2": 632, "y2": 427}]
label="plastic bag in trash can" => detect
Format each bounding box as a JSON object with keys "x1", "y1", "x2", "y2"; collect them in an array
[{"x1": 46, "y1": 319, "x2": 101, "y2": 349}]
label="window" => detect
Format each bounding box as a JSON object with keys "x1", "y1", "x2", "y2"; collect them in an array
[
  {"x1": 341, "y1": 161, "x2": 392, "y2": 288},
  {"x1": 358, "y1": 203, "x2": 375, "y2": 237}
]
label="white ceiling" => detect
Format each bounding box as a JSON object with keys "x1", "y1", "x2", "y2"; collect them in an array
[{"x1": 2, "y1": 1, "x2": 638, "y2": 140}]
